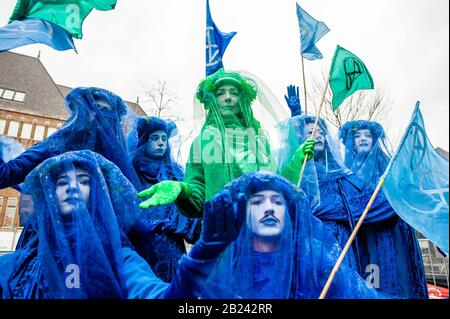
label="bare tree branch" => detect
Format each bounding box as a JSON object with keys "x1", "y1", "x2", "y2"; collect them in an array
[
  {"x1": 307, "y1": 71, "x2": 391, "y2": 128},
  {"x1": 139, "y1": 80, "x2": 195, "y2": 144}
]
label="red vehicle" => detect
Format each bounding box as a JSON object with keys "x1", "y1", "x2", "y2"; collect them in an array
[{"x1": 427, "y1": 284, "x2": 449, "y2": 299}]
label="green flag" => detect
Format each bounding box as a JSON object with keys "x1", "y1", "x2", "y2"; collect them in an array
[
  {"x1": 329, "y1": 45, "x2": 374, "y2": 110},
  {"x1": 9, "y1": 0, "x2": 117, "y2": 39}
]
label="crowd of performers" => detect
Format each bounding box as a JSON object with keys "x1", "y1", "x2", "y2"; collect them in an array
[{"x1": 0, "y1": 70, "x2": 428, "y2": 299}]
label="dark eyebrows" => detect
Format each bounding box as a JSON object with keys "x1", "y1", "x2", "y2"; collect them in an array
[
  {"x1": 271, "y1": 194, "x2": 285, "y2": 202},
  {"x1": 77, "y1": 173, "x2": 90, "y2": 179},
  {"x1": 150, "y1": 133, "x2": 167, "y2": 139}
]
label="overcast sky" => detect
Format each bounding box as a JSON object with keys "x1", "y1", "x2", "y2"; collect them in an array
[{"x1": 1, "y1": 0, "x2": 448, "y2": 157}]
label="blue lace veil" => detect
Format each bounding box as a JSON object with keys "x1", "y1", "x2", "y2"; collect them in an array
[
  {"x1": 13, "y1": 150, "x2": 140, "y2": 298},
  {"x1": 276, "y1": 115, "x2": 352, "y2": 208},
  {"x1": 339, "y1": 120, "x2": 392, "y2": 187},
  {"x1": 42, "y1": 87, "x2": 141, "y2": 189},
  {"x1": 196, "y1": 171, "x2": 382, "y2": 299},
  {"x1": 127, "y1": 116, "x2": 184, "y2": 188}
]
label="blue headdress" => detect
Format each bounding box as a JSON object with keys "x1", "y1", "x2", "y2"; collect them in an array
[
  {"x1": 42, "y1": 87, "x2": 141, "y2": 189},
  {"x1": 339, "y1": 120, "x2": 391, "y2": 186},
  {"x1": 197, "y1": 171, "x2": 382, "y2": 299},
  {"x1": 127, "y1": 116, "x2": 183, "y2": 188},
  {"x1": 276, "y1": 115, "x2": 352, "y2": 208},
  {"x1": 6, "y1": 151, "x2": 140, "y2": 298}
]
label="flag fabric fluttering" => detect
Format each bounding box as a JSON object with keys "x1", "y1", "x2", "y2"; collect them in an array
[
  {"x1": 329, "y1": 45, "x2": 374, "y2": 110},
  {"x1": 205, "y1": 0, "x2": 237, "y2": 76},
  {"x1": 381, "y1": 102, "x2": 449, "y2": 254},
  {"x1": 296, "y1": 2, "x2": 330, "y2": 60},
  {"x1": 0, "y1": 18, "x2": 77, "y2": 53},
  {"x1": 8, "y1": 0, "x2": 117, "y2": 39}
]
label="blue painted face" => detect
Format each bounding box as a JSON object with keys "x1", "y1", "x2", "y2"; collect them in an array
[
  {"x1": 354, "y1": 129, "x2": 373, "y2": 153},
  {"x1": 247, "y1": 190, "x2": 286, "y2": 239},
  {"x1": 146, "y1": 130, "x2": 168, "y2": 159},
  {"x1": 55, "y1": 167, "x2": 90, "y2": 216}
]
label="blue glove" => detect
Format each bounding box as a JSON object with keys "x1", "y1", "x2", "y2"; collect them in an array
[
  {"x1": 284, "y1": 84, "x2": 302, "y2": 117},
  {"x1": 189, "y1": 189, "x2": 246, "y2": 260}
]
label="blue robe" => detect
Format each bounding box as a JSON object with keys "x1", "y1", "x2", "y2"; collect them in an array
[
  {"x1": 127, "y1": 117, "x2": 201, "y2": 282},
  {"x1": 313, "y1": 164, "x2": 428, "y2": 298}
]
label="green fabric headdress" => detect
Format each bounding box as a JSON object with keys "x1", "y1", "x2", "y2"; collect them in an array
[{"x1": 196, "y1": 69, "x2": 257, "y2": 108}]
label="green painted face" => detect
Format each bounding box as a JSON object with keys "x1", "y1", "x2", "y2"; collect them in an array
[{"x1": 215, "y1": 83, "x2": 241, "y2": 116}]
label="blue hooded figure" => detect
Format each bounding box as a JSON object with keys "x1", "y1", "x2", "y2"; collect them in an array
[
  {"x1": 1, "y1": 87, "x2": 143, "y2": 253},
  {"x1": 339, "y1": 120, "x2": 390, "y2": 187},
  {"x1": 194, "y1": 171, "x2": 386, "y2": 299},
  {"x1": 339, "y1": 120, "x2": 428, "y2": 298},
  {"x1": 276, "y1": 115, "x2": 428, "y2": 298},
  {"x1": 0, "y1": 150, "x2": 224, "y2": 299},
  {"x1": 126, "y1": 116, "x2": 201, "y2": 282},
  {"x1": 0, "y1": 87, "x2": 141, "y2": 190}
]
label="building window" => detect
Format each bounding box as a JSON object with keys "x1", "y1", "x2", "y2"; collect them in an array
[
  {"x1": 1, "y1": 197, "x2": 18, "y2": 228},
  {"x1": 46, "y1": 127, "x2": 57, "y2": 137},
  {"x1": 13, "y1": 92, "x2": 26, "y2": 102},
  {"x1": 34, "y1": 124, "x2": 45, "y2": 141},
  {"x1": 0, "y1": 119, "x2": 6, "y2": 135},
  {"x1": 1, "y1": 90, "x2": 15, "y2": 100},
  {"x1": 7, "y1": 121, "x2": 20, "y2": 137},
  {"x1": 0, "y1": 88, "x2": 26, "y2": 102},
  {"x1": 20, "y1": 123, "x2": 33, "y2": 139}
]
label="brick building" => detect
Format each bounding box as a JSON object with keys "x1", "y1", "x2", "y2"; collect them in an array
[{"x1": 0, "y1": 51, "x2": 146, "y2": 253}]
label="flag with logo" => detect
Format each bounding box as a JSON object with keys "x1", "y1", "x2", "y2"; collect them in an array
[
  {"x1": 381, "y1": 102, "x2": 449, "y2": 254},
  {"x1": 329, "y1": 45, "x2": 374, "y2": 110},
  {"x1": 205, "y1": 0, "x2": 237, "y2": 76}
]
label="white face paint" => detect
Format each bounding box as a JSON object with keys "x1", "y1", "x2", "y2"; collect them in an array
[
  {"x1": 215, "y1": 83, "x2": 241, "y2": 116},
  {"x1": 56, "y1": 167, "x2": 90, "y2": 216},
  {"x1": 146, "y1": 130, "x2": 168, "y2": 159},
  {"x1": 246, "y1": 190, "x2": 286, "y2": 238},
  {"x1": 354, "y1": 129, "x2": 373, "y2": 153}
]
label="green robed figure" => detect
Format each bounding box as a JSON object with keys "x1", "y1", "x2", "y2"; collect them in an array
[{"x1": 138, "y1": 70, "x2": 314, "y2": 217}]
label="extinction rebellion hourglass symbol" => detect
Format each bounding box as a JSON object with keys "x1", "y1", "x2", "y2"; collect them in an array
[{"x1": 344, "y1": 58, "x2": 363, "y2": 90}]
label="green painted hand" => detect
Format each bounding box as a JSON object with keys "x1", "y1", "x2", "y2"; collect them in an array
[
  {"x1": 293, "y1": 138, "x2": 315, "y2": 164},
  {"x1": 280, "y1": 138, "x2": 315, "y2": 184},
  {"x1": 137, "y1": 181, "x2": 193, "y2": 209}
]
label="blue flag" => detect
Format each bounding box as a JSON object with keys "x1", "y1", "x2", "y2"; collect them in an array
[
  {"x1": 381, "y1": 102, "x2": 449, "y2": 254},
  {"x1": 205, "y1": 0, "x2": 237, "y2": 76},
  {"x1": 0, "y1": 18, "x2": 77, "y2": 53},
  {"x1": 296, "y1": 3, "x2": 330, "y2": 60}
]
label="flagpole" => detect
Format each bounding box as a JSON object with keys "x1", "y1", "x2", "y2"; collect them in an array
[
  {"x1": 296, "y1": 74, "x2": 329, "y2": 188},
  {"x1": 318, "y1": 177, "x2": 385, "y2": 299},
  {"x1": 300, "y1": 55, "x2": 308, "y2": 114}
]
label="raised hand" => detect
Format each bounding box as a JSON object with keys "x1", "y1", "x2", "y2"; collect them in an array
[
  {"x1": 189, "y1": 189, "x2": 246, "y2": 260},
  {"x1": 284, "y1": 84, "x2": 302, "y2": 117}
]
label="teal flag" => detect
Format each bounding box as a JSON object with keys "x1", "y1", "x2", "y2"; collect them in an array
[
  {"x1": 329, "y1": 45, "x2": 374, "y2": 110},
  {"x1": 381, "y1": 102, "x2": 449, "y2": 254},
  {"x1": 9, "y1": 0, "x2": 117, "y2": 39}
]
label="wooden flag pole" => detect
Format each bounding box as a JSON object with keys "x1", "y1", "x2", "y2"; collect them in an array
[
  {"x1": 318, "y1": 177, "x2": 385, "y2": 299},
  {"x1": 301, "y1": 56, "x2": 308, "y2": 114},
  {"x1": 297, "y1": 74, "x2": 330, "y2": 188}
]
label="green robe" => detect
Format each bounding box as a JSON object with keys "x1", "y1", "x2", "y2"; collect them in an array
[{"x1": 176, "y1": 124, "x2": 276, "y2": 217}]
